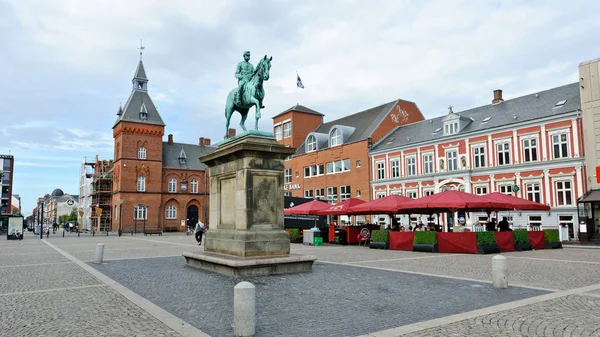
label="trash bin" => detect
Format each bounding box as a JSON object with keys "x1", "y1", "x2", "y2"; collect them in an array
[
  {"x1": 314, "y1": 237, "x2": 323, "y2": 246},
  {"x1": 310, "y1": 228, "x2": 321, "y2": 246},
  {"x1": 334, "y1": 229, "x2": 347, "y2": 245},
  {"x1": 303, "y1": 230, "x2": 314, "y2": 245}
]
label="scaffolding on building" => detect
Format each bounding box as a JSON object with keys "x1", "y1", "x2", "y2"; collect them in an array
[{"x1": 84, "y1": 156, "x2": 113, "y2": 232}]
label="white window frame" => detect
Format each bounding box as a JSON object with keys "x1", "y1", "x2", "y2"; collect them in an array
[
  {"x1": 190, "y1": 179, "x2": 198, "y2": 193},
  {"x1": 327, "y1": 162, "x2": 334, "y2": 174},
  {"x1": 423, "y1": 153, "x2": 433, "y2": 174},
  {"x1": 498, "y1": 184, "x2": 512, "y2": 195},
  {"x1": 330, "y1": 128, "x2": 342, "y2": 147},
  {"x1": 315, "y1": 188, "x2": 325, "y2": 200},
  {"x1": 375, "y1": 191, "x2": 386, "y2": 199},
  {"x1": 283, "y1": 122, "x2": 291, "y2": 138},
  {"x1": 423, "y1": 188, "x2": 434, "y2": 196},
  {"x1": 376, "y1": 161, "x2": 385, "y2": 180},
  {"x1": 165, "y1": 205, "x2": 177, "y2": 219},
  {"x1": 340, "y1": 185, "x2": 351, "y2": 201},
  {"x1": 274, "y1": 125, "x2": 282, "y2": 140},
  {"x1": 525, "y1": 182, "x2": 541, "y2": 203},
  {"x1": 474, "y1": 185, "x2": 488, "y2": 195},
  {"x1": 134, "y1": 205, "x2": 147, "y2": 220},
  {"x1": 406, "y1": 156, "x2": 416, "y2": 176},
  {"x1": 555, "y1": 179, "x2": 573, "y2": 206},
  {"x1": 306, "y1": 135, "x2": 317, "y2": 152},
  {"x1": 342, "y1": 159, "x2": 350, "y2": 172},
  {"x1": 168, "y1": 178, "x2": 177, "y2": 193},
  {"x1": 446, "y1": 150, "x2": 458, "y2": 171},
  {"x1": 522, "y1": 136, "x2": 538, "y2": 163},
  {"x1": 390, "y1": 158, "x2": 400, "y2": 178},
  {"x1": 472, "y1": 144, "x2": 486, "y2": 169},
  {"x1": 406, "y1": 190, "x2": 417, "y2": 199},
  {"x1": 138, "y1": 146, "x2": 146, "y2": 160},
  {"x1": 528, "y1": 215, "x2": 542, "y2": 228},
  {"x1": 304, "y1": 189, "x2": 313, "y2": 198},
  {"x1": 327, "y1": 186, "x2": 338, "y2": 204},
  {"x1": 552, "y1": 132, "x2": 569, "y2": 159},
  {"x1": 137, "y1": 176, "x2": 146, "y2": 192},
  {"x1": 284, "y1": 168, "x2": 292, "y2": 184},
  {"x1": 496, "y1": 141, "x2": 511, "y2": 166}
]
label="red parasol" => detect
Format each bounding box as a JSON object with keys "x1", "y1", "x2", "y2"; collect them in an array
[
  {"x1": 315, "y1": 198, "x2": 366, "y2": 216},
  {"x1": 396, "y1": 190, "x2": 513, "y2": 213},
  {"x1": 347, "y1": 194, "x2": 414, "y2": 214},
  {"x1": 283, "y1": 199, "x2": 331, "y2": 215},
  {"x1": 484, "y1": 192, "x2": 550, "y2": 211}
]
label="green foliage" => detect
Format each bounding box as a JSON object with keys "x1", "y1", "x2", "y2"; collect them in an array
[
  {"x1": 543, "y1": 229, "x2": 560, "y2": 243},
  {"x1": 289, "y1": 228, "x2": 301, "y2": 240},
  {"x1": 371, "y1": 230, "x2": 389, "y2": 243},
  {"x1": 513, "y1": 229, "x2": 529, "y2": 244},
  {"x1": 476, "y1": 231, "x2": 497, "y2": 246},
  {"x1": 11, "y1": 209, "x2": 22, "y2": 217},
  {"x1": 69, "y1": 208, "x2": 78, "y2": 221},
  {"x1": 413, "y1": 231, "x2": 437, "y2": 244}
]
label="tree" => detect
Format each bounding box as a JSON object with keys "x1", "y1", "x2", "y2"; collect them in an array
[
  {"x1": 69, "y1": 208, "x2": 78, "y2": 222},
  {"x1": 11, "y1": 209, "x2": 22, "y2": 217}
]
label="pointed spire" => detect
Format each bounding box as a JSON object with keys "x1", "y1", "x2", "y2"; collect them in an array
[
  {"x1": 116, "y1": 105, "x2": 123, "y2": 116},
  {"x1": 133, "y1": 60, "x2": 148, "y2": 81}
]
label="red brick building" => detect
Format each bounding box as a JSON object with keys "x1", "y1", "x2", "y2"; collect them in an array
[
  {"x1": 111, "y1": 59, "x2": 214, "y2": 233},
  {"x1": 273, "y1": 100, "x2": 424, "y2": 212}
]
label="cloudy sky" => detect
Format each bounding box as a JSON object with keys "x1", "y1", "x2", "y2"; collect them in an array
[{"x1": 2, "y1": 0, "x2": 600, "y2": 215}]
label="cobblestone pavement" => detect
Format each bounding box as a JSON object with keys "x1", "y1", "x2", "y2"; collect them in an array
[{"x1": 2, "y1": 231, "x2": 600, "y2": 336}]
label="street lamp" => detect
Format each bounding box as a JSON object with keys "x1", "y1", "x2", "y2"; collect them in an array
[{"x1": 118, "y1": 200, "x2": 123, "y2": 237}]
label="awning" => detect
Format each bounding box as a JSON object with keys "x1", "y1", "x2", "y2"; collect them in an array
[{"x1": 578, "y1": 189, "x2": 600, "y2": 203}]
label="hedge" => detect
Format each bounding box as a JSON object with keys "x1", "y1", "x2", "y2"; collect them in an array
[
  {"x1": 476, "y1": 231, "x2": 497, "y2": 246},
  {"x1": 414, "y1": 231, "x2": 437, "y2": 244},
  {"x1": 289, "y1": 228, "x2": 301, "y2": 240},
  {"x1": 543, "y1": 229, "x2": 560, "y2": 243},
  {"x1": 371, "y1": 230, "x2": 389, "y2": 243},
  {"x1": 513, "y1": 229, "x2": 529, "y2": 244}
]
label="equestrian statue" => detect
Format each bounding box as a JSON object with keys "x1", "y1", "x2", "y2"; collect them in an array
[{"x1": 224, "y1": 50, "x2": 272, "y2": 139}]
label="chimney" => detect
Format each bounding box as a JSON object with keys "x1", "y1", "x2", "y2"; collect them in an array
[
  {"x1": 168, "y1": 134, "x2": 173, "y2": 145},
  {"x1": 492, "y1": 89, "x2": 504, "y2": 104},
  {"x1": 204, "y1": 138, "x2": 211, "y2": 146},
  {"x1": 228, "y1": 128, "x2": 236, "y2": 138},
  {"x1": 199, "y1": 137, "x2": 205, "y2": 148}
]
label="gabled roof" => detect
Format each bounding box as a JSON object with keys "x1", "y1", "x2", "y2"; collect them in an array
[
  {"x1": 162, "y1": 142, "x2": 215, "y2": 171},
  {"x1": 371, "y1": 82, "x2": 580, "y2": 153},
  {"x1": 294, "y1": 99, "x2": 399, "y2": 156},
  {"x1": 272, "y1": 104, "x2": 324, "y2": 119},
  {"x1": 133, "y1": 60, "x2": 147, "y2": 80},
  {"x1": 113, "y1": 90, "x2": 165, "y2": 127}
]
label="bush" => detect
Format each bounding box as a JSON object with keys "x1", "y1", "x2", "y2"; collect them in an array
[
  {"x1": 476, "y1": 231, "x2": 497, "y2": 246},
  {"x1": 544, "y1": 229, "x2": 560, "y2": 243},
  {"x1": 289, "y1": 228, "x2": 301, "y2": 240},
  {"x1": 513, "y1": 229, "x2": 529, "y2": 244},
  {"x1": 371, "y1": 230, "x2": 389, "y2": 243},
  {"x1": 414, "y1": 231, "x2": 437, "y2": 244}
]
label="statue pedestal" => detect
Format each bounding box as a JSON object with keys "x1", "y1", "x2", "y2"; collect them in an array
[{"x1": 183, "y1": 133, "x2": 316, "y2": 276}]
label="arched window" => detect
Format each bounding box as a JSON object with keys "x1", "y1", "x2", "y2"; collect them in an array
[
  {"x1": 137, "y1": 176, "x2": 146, "y2": 192},
  {"x1": 306, "y1": 135, "x2": 317, "y2": 152},
  {"x1": 168, "y1": 178, "x2": 177, "y2": 193},
  {"x1": 190, "y1": 179, "x2": 198, "y2": 193},
  {"x1": 138, "y1": 146, "x2": 146, "y2": 160},
  {"x1": 165, "y1": 205, "x2": 177, "y2": 219},
  {"x1": 330, "y1": 128, "x2": 342, "y2": 147}
]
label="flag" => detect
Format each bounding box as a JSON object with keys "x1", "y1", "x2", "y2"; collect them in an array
[{"x1": 296, "y1": 72, "x2": 304, "y2": 89}]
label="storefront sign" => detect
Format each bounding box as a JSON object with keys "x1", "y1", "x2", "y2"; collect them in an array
[{"x1": 284, "y1": 183, "x2": 301, "y2": 191}]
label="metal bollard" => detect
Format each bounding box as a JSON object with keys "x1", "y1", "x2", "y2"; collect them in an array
[
  {"x1": 106, "y1": 230, "x2": 109, "y2": 236},
  {"x1": 233, "y1": 281, "x2": 255, "y2": 337},
  {"x1": 47, "y1": 230, "x2": 49, "y2": 238},
  {"x1": 62, "y1": 230, "x2": 65, "y2": 237},
  {"x1": 492, "y1": 255, "x2": 508, "y2": 288},
  {"x1": 92, "y1": 230, "x2": 95, "y2": 237},
  {"x1": 131, "y1": 229, "x2": 134, "y2": 236},
  {"x1": 94, "y1": 243, "x2": 105, "y2": 264}
]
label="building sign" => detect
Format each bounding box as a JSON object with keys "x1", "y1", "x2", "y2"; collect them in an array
[
  {"x1": 66, "y1": 199, "x2": 75, "y2": 206},
  {"x1": 284, "y1": 183, "x2": 301, "y2": 191}
]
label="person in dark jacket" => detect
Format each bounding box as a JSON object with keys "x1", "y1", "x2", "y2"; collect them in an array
[{"x1": 498, "y1": 217, "x2": 512, "y2": 232}]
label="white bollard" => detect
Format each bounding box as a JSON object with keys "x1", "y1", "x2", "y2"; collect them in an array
[
  {"x1": 94, "y1": 243, "x2": 105, "y2": 264},
  {"x1": 233, "y1": 281, "x2": 256, "y2": 337},
  {"x1": 492, "y1": 255, "x2": 508, "y2": 288}
]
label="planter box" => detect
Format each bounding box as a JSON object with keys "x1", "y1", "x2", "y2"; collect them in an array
[
  {"x1": 290, "y1": 238, "x2": 303, "y2": 244},
  {"x1": 514, "y1": 242, "x2": 533, "y2": 251},
  {"x1": 412, "y1": 243, "x2": 438, "y2": 253},
  {"x1": 544, "y1": 242, "x2": 563, "y2": 249},
  {"x1": 369, "y1": 242, "x2": 389, "y2": 250},
  {"x1": 477, "y1": 245, "x2": 501, "y2": 254}
]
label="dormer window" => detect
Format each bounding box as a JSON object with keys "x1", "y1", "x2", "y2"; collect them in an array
[
  {"x1": 330, "y1": 128, "x2": 342, "y2": 146},
  {"x1": 444, "y1": 122, "x2": 459, "y2": 135},
  {"x1": 178, "y1": 148, "x2": 187, "y2": 165},
  {"x1": 306, "y1": 135, "x2": 317, "y2": 152},
  {"x1": 139, "y1": 103, "x2": 148, "y2": 120}
]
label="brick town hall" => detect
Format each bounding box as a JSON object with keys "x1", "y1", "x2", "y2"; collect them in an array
[{"x1": 110, "y1": 57, "x2": 214, "y2": 233}]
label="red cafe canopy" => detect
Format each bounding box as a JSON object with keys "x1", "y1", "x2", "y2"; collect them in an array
[
  {"x1": 347, "y1": 194, "x2": 414, "y2": 215},
  {"x1": 396, "y1": 190, "x2": 513, "y2": 213},
  {"x1": 316, "y1": 198, "x2": 366, "y2": 216},
  {"x1": 283, "y1": 199, "x2": 331, "y2": 215},
  {"x1": 484, "y1": 192, "x2": 551, "y2": 211}
]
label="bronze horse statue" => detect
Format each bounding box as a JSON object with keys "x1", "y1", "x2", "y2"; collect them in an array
[{"x1": 224, "y1": 55, "x2": 272, "y2": 139}]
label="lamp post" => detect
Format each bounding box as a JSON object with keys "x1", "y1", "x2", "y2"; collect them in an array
[
  {"x1": 40, "y1": 200, "x2": 44, "y2": 240},
  {"x1": 95, "y1": 206, "x2": 102, "y2": 235},
  {"x1": 118, "y1": 200, "x2": 123, "y2": 237}
]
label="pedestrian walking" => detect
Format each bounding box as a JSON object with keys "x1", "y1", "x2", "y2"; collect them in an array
[{"x1": 195, "y1": 220, "x2": 206, "y2": 245}]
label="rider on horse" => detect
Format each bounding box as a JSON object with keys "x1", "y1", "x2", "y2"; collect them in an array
[{"x1": 234, "y1": 51, "x2": 264, "y2": 108}]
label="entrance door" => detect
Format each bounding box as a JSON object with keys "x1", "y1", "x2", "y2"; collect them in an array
[{"x1": 187, "y1": 205, "x2": 198, "y2": 227}]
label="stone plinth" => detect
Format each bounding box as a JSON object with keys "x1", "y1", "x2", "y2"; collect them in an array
[{"x1": 184, "y1": 133, "x2": 316, "y2": 275}]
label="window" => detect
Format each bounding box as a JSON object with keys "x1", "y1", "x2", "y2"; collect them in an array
[
  {"x1": 315, "y1": 188, "x2": 325, "y2": 200},
  {"x1": 445, "y1": 122, "x2": 459, "y2": 135},
  {"x1": 134, "y1": 205, "x2": 147, "y2": 220},
  {"x1": 552, "y1": 134, "x2": 569, "y2": 159},
  {"x1": 165, "y1": 205, "x2": 177, "y2": 219},
  {"x1": 375, "y1": 192, "x2": 386, "y2": 199},
  {"x1": 334, "y1": 160, "x2": 342, "y2": 173},
  {"x1": 447, "y1": 150, "x2": 458, "y2": 171},
  {"x1": 311, "y1": 165, "x2": 317, "y2": 177},
  {"x1": 342, "y1": 159, "x2": 350, "y2": 172},
  {"x1": 190, "y1": 179, "x2": 198, "y2": 193},
  {"x1": 356, "y1": 160, "x2": 361, "y2": 168},
  {"x1": 138, "y1": 146, "x2": 146, "y2": 160},
  {"x1": 390, "y1": 158, "x2": 400, "y2": 178},
  {"x1": 326, "y1": 160, "x2": 349, "y2": 174},
  {"x1": 327, "y1": 162, "x2": 334, "y2": 174},
  {"x1": 525, "y1": 182, "x2": 541, "y2": 203},
  {"x1": 497, "y1": 142, "x2": 510, "y2": 166},
  {"x1": 327, "y1": 187, "x2": 338, "y2": 204},
  {"x1": 168, "y1": 178, "x2": 177, "y2": 193},
  {"x1": 137, "y1": 176, "x2": 146, "y2": 192},
  {"x1": 474, "y1": 186, "x2": 488, "y2": 195},
  {"x1": 274, "y1": 125, "x2": 282, "y2": 140},
  {"x1": 284, "y1": 192, "x2": 291, "y2": 197},
  {"x1": 284, "y1": 168, "x2": 292, "y2": 184},
  {"x1": 330, "y1": 128, "x2": 342, "y2": 146},
  {"x1": 473, "y1": 145, "x2": 485, "y2": 168},
  {"x1": 306, "y1": 135, "x2": 316, "y2": 152},
  {"x1": 283, "y1": 122, "x2": 291, "y2": 138},
  {"x1": 528, "y1": 215, "x2": 542, "y2": 228},
  {"x1": 522, "y1": 138, "x2": 538, "y2": 162},
  {"x1": 424, "y1": 189, "x2": 434, "y2": 196},
  {"x1": 406, "y1": 156, "x2": 416, "y2": 176},
  {"x1": 406, "y1": 190, "x2": 417, "y2": 199},
  {"x1": 376, "y1": 161, "x2": 385, "y2": 180},
  {"x1": 340, "y1": 185, "x2": 351, "y2": 201},
  {"x1": 304, "y1": 190, "x2": 313, "y2": 198},
  {"x1": 304, "y1": 167, "x2": 310, "y2": 178},
  {"x1": 555, "y1": 180, "x2": 573, "y2": 206},
  {"x1": 498, "y1": 184, "x2": 512, "y2": 195},
  {"x1": 559, "y1": 215, "x2": 575, "y2": 239},
  {"x1": 423, "y1": 153, "x2": 433, "y2": 174}
]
